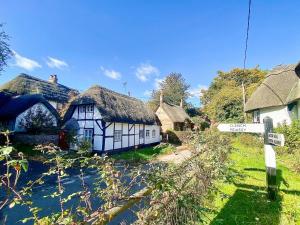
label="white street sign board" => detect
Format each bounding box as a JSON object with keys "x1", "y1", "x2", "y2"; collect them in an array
[
  {"x1": 217, "y1": 123, "x2": 265, "y2": 133},
  {"x1": 268, "y1": 133, "x2": 285, "y2": 146},
  {"x1": 264, "y1": 144, "x2": 276, "y2": 168}
]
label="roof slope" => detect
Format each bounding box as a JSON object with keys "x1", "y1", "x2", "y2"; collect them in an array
[
  {"x1": 64, "y1": 85, "x2": 157, "y2": 124},
  {"x1": 245, "y1": 64, "x2": 299, "y2": 112},
  {"x1": 0, "y1": 93, "x2": 60, "y2": 120},
  {"x1": 0, "y1": 74, "x2": 78, "y2": 103},
  {"x1": 159, "y1": 102, "x2": 191, "y2": 123}
]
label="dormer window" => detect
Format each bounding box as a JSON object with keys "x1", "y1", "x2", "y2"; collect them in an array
[{"x1": 86, "y1": 105, "x2": 94, "y2": 113}]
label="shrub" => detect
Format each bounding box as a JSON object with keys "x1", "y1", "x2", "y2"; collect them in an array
[
  {"x1": 237, "y1": 133, "x2": 263, "y2": 149},
  {"x1": 276, "y1": 120, "x2": 300, "y2": 153},
  {"x1": 18, "y1": 105, "x2": 58, "y2": 134},
  {"x1": 166, "y1": 130, "x2": 181, "y2": 145}
]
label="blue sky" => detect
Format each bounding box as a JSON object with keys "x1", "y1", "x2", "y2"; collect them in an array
[{"x1": 1, "y1": 1, "x2": 300, "y2": 106}]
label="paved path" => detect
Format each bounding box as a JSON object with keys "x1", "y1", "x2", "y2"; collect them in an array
[{"x1": 156, "y1": 145, "x2": 192, "y2": 164}]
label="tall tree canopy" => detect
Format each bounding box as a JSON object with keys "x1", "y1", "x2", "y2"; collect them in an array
[
  {"x1": 0, "y1": 23, "x2": 12, "y2": 74},
  {"x1": 201, "y1": 67, "x2": 267, "y2": 123},
  {"x1": 148, "y1": 73, "x2": 190, "y2": 110}
]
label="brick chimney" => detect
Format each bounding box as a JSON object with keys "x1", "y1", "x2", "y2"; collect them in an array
[
  {"x1": 49, "y1": 74, "x2": 58, "y2": 84},
  {"x1": 160, "y1": 90, "x2": 164, "y2": 106}
]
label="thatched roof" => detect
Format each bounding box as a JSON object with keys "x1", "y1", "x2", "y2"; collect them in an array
[
  {"x1": 159, "y1": 102, "x2": 191, "y2": 123},
  {"x1": 0, "y1": 74, "x2": 78, "y2": 103},
  {"x1": 0, "y1": 93, "x2": 59, "y2": 121},
  {"x1": 64, "y1": 85, "x2": 157, "y2": 124},
  {"x1": 245, "y1": 64, "x2": 300, "y2": 112}
]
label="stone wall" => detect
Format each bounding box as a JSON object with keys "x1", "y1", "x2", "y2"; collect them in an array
[{"x1": 11, "y1": 134, "x2": 59, "y2": 145}]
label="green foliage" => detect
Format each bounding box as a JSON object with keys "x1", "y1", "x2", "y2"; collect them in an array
[
  {"x1": 166, "y1": 129, "x2": 182, "y2": 145},
  {"x1": 275, "y1": 120, "x2": 300, "y2": 153},
  {"x1": 201, "y1": 67, "x2": 266, "y2": 122},
  {"x1": 136, "y1": 128, "x2": 232, "y2": 224},
  {"x1": 191, "y1": 116, "x2": 210, "y2": 131},
  {"x1": 0, "y1": 24, "x2": 13, "y2": 73},
  {"x1": 147, "y1": 73, "x2": 190, "y2": 110},
  {"x1": 112, "y1": 144, "x2": 175, "y2": 161},
  {"x1": 18, "y1": 105, "x2": 58, "y2": 134},
  {"x1": 236, "y1": 133, "x2": 263, "y2": 149}
]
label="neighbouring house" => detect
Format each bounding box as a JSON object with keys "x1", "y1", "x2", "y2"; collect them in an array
[
  {"x1": 62, "y1": 85, "x2": 161, "y2": 153},
  {"x1": 245, "y1": 63, "x2": 300, "y2": 127},
  {"x1": 0, "y1": 92, "x2": 60, "y2": 132},
  {"x1": 155, "y1": 92, "x2": 193, "y2": 132},
  {"x1": 0, "y1": 73, "x2": 79, "y2": 112}
]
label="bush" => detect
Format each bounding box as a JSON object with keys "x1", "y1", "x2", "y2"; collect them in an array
[
  {"x1": 276, "y1": 120, "x2": 300, "y2": 153},
  {"x1": 237, "y1": 133, "x2": 263, "y2": 149},
  {"x1": 165, "y1": 130, "x2": 181, "y2": 145}
]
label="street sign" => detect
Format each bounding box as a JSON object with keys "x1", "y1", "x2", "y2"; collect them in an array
[
  {"x1": 217, "y1": 123, "x2": 265, "y2": 133},
  {"x1": 268, "y1": 133, "x2": 285, "y2": 146}
]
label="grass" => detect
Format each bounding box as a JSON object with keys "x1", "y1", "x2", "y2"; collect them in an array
[
  {"x1": 205, "y1": 138, "x2": 300, "y2": 225},
  {"x1": 112, "y1": 144, "x2": 175, "y2": 161}
]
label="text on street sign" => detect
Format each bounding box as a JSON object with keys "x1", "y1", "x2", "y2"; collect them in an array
[
  {"x1": 268, "y1": 133, "x2": 285, "y2": 146},
  {"x1": 217, "y1": 123, "x2": 265, "y2": 133}
]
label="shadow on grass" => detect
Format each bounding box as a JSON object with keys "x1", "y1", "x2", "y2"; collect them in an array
[{"x1": 210, "y1": 168, "x2": 290, "y2": 225}]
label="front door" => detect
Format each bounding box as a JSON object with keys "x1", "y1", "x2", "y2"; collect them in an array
[{"x1": 83, "y1": 129, "x2": 93, "y2": 150}]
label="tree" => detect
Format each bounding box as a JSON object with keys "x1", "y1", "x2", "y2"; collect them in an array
[
  {"x1": 201, "y1": 67, "x2": 267, "y2": 123},
  {"x1": 148, "y1": 73, "x2": 190, "y2": 110},
  {"x1": 18, "y1": 105, "x2": 57, "y2": 134},
  {"x1": 0, "y1": 23, "x2": 13, "y2": 73}
]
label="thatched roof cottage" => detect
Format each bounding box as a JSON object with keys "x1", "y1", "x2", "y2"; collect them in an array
[
  {"x1": 155, "y1": 92, "x2": 193, "y2": 132},
  {"x1": 245, "y1": 63, "x2": 300, "y2": 127},
  {"x1": 63, "y1": 85, "x2": 161, "y2": 153},
  {"x1": 0, "y1": 74, "x2": 79, "y2": 111},
  {"x1": 0, "y1": 92, "x2": 59, "y2": 132}
]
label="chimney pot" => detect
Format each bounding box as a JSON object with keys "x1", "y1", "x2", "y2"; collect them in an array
[
  {"x1": 160, "y1": 90, "x2": 164, "y2": 106},
  {"x1": 49, "y1": 74, "x2": 58, "y2": 84}
]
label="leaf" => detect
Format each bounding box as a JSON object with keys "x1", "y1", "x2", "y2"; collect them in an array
[
  {"x1": 1, "y1": 146, "x2": 13, "y2": 155},
  {"x1": 9, "y1": 201, "x2": 15, "y2": 208},
  {"x1": 20, "y1": 160, "x2": 28, "y2": 172}
]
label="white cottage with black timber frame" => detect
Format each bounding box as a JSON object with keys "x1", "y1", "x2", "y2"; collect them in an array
[{"x1": 63, "y1": 85, "x2": 161, "y2": 153}]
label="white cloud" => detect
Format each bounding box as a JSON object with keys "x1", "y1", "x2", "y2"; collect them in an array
[
  {"x1": 100, "y1": 66, "x2": 121, "y2": 80},
  {"x1": 13, "y1": 51, "x2": 42, "y2": 71},
  {"x1": 135, "y1": 63, "x2": 159, "y2": 82},
  {"x1": 154, "y1": 77, "x2": 164, "y2": 90},
  {"x1": 46, "y1": 57, "x2": 68, "y2": 69},
  {"x1": 143, "y1": 90, "x2": 152, "y2": 97},
  {"x1": 188, "y1": 85, "x2": 208, "y2": 98}
]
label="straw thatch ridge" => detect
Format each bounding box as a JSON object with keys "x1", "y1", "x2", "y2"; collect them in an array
[
  {"x1": 64, "y1": 85, "x2": 157, "y2": 124},
  {"x1": 245, "y1": 64, "x2": 300, "y2": 112},
  {"x1": 0, "y1": 93, "x2": 60, "y2": 121},
  {"x1": 0, "y1": 74, "x2": 79, "y2": 103},
  {"x1": 160, "y1": 102, "x2": 191, "y2": 122}
]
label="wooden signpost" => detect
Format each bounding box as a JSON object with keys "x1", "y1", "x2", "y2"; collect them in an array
[{"x1": 217, "y1": 117, "x2": 284, "y2": 200}]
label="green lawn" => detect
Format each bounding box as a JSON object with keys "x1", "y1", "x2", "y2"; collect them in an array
[
  {"x1": 112, "y1": 144, "x2": 175, "y2": 161},
  {"x1": 206, "y1": 139, "x2": 300, "y2": 225}
]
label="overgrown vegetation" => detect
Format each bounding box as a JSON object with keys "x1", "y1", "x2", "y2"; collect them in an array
[
  {"x1": 112, "y1": 143, "x2": 175, "y2": 161},
  {"x1": 18, "y1": 105, "x2": 58, "y2": 134},
  {"x1": 205, "y1": 136, "x2": 300, "y2": 225},
  {"x1": 201, "y1": 67, "x2": 267, "y2": 123}
]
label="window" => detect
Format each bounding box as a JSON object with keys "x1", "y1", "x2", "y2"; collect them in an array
[
  {"x1": 139, "y1": 130, "x2": 144, "y2": 139},
  {"x1": 80, "y1": 105, "x2": 85, "y2": 113},
  {"x1": 146, "y1": 130, "x2": 150, "y2": 138},
  {"x1": 253, "y1": 110, "x2": 260, "y2": 123},
  {"x1": 84, "y1": 129, "x2": 93, "y2": 142},
  {"x1": 86, "y1": 105, "x2": 94, "y2": 113},
  {"x1": 114, "y1": 130, "x2": 122, "y2": 142},
  {"x1": 152, "y1": 129, "x2": 156, "y2": 138}
]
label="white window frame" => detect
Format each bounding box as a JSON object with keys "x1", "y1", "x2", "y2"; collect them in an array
[
  {"x1": 253, "y1": 110, "x2": 260, "y2": 123},
  {"x1": 139, "y1": 130, "x2": 144, "y2": 139},
  {"x1": 146, "y1": 130, "x2": 150, "y2": 139},
  {"x1": 152, "y1": 129, "x2": 156, "y2": 138},
  {"x1": 114, "y1": 130, "x2": 122, "y2": 142},
  {"x1": 86, "y1": 104, "x2": 94, "y2": 113},
  {"x1": 83, "y1": 129, "x2": 93, "y2": 142}
]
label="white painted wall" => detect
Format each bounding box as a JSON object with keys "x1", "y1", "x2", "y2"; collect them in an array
[
  {"x1": 258, "y1": 105, "x2": 291, "y2": 127},
  {"x1": 15, "y1": 103, "x2": 58, "y2": 132},
  {"x1": 69, "y1": 104, "x2": 160, "y2": 152}
]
